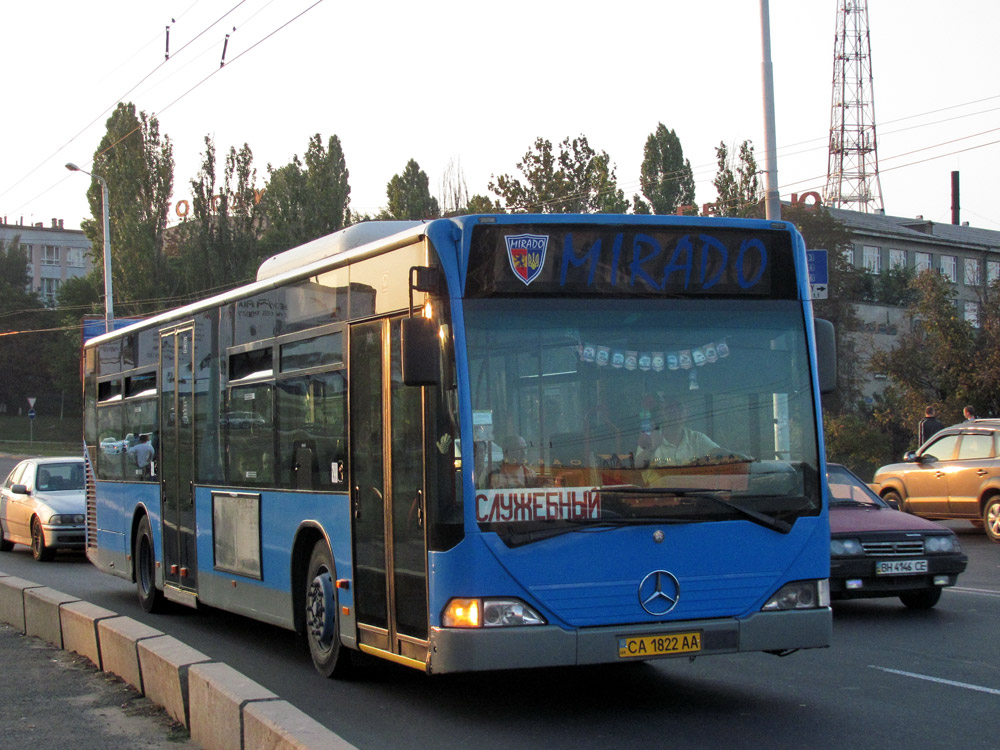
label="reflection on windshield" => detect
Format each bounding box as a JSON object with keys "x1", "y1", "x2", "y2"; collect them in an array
[{"x1": 465, "y1": 298, "x2": 820, "y2": 539}]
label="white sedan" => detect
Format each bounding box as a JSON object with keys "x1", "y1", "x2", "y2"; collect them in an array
[{"x1": 0, "y1": 457, "x2": 86, "y2": 561}]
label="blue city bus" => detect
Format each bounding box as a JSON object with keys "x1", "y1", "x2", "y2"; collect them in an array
[{"x1": 82, "y1": 214, "x2": 834, "y2": 676}]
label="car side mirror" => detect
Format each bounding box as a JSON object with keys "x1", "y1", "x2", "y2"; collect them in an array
[
  {"x1": 11, "y1": 484, "x2": 29, "y2": 495},
  {"x1": 903, "y1": 451, "x2": 918, "y2": 463}
]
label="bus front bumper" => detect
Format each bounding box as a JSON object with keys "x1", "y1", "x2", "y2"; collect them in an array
[{"x1": 426, "y1": 608, "x2": 831, "y2": 674}]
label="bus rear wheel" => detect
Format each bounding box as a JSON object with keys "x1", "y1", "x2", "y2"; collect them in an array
[
  {"x1": 304, "y1": 541, "x2": 351, "y2": 678},
  {"x1": 135, "y1": 515, "x2": 166, "y2": 613}
]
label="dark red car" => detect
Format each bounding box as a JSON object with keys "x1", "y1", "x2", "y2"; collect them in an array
[{"x1": 827, "y1": 463, "x2": 967, "y2": 609}]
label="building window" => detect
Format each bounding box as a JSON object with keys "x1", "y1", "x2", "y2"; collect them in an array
[
  {"x1": 863, "y1": 245, "x2": 881, "y2": 274},
  {"x1": 915, "y1": 251, "x2": 932, "y2": 273},
  {"x1": 67, "y1": 248, "x2": 86, "y2": 267},
  {"x1": 42, "y1": 245, "x2": 60, "y2": 266},
  {"x1": 989, "y1": 260, "x2": 1000, "y2": 284},
  {"x1": 965, "y1": 301, "x2": 980, "y2": 328},
  {"x1": 964, "y1": 258, "x2": 981, "y2": 286},
  {"x1": 940, "y1": 255, "x2": 957, "y2": 282},
  {"x1": 889, "y1": 248, "x2": 906, "y2": 269},
  {"x1": 841, "y1": 246, "x2": 855, "y2": 267},
  {"x1": 40, "y1": 277, "x2": 61, "y2": 305}
]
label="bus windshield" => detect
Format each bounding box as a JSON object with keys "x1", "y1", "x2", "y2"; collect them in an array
[{"x1": 465, "y1": 297, "x2": 820, "y2": 543}]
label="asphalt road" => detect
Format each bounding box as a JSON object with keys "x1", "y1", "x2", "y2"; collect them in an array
[{"x1": 2, "y1": 455, "x2": 998, "y2": 749}]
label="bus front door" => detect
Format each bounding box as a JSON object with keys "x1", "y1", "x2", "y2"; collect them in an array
[
  {"x1": 159, "y1": 325, "x2": 198, "y2": 601},
  {"x1": 349, "y1": 318, "x2": 429, "y2": 667}
]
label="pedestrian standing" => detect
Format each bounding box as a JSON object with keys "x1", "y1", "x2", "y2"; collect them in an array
[
  {"x1": 963, "y1": 405, "x2": 977, "y2": 421},
  {"x1": 918, "y1": 406, "x2": 944, "y2": 447}
]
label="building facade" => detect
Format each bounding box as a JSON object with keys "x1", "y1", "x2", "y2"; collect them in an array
[
  {"x1": 0, "y1": 218, "x2": 93, "y2": 305},
  {"x1": 829, "y1": 207, "x2": 1000, "y2": 400}
]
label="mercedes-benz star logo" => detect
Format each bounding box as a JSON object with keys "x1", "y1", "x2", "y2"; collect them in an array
[{"x1": 638, "y1": 569, "x2": 680, "y2": 616}]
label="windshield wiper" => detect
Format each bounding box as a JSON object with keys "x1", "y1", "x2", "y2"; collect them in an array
[
  {"x1": 498, "y1": 516, "x2": 691, "y2": 547},
  {"x1": 600, "y1": 486, "x2": 793, "y2": 534}
]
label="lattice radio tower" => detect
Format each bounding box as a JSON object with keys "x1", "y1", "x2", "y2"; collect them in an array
[{"x1": 823, "y1": 0, "x2": 884, "y2": 213}]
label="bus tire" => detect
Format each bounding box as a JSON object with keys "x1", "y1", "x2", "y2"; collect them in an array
[
  {"x1": 304, "y1": 541, "x2": 351, "y2": 678},
  {"x1": 135, "y1": 515, "x2": 166, "y2": 613}
]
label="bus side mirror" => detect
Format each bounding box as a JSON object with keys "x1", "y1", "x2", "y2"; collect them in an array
[
  {"x1": 814, "y1": 318, "x2": 837, "y2": 394},
  {"x1": 401, "y1": 316, "x2": 441, "y2": 386}
]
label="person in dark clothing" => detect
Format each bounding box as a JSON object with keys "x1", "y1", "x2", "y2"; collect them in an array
[
  {"x1": 918, "y1": 406, "x2": 944, "y2": 447},
  {"x1": 963, "y1": 405, "x2": 976, "y2": 421}
]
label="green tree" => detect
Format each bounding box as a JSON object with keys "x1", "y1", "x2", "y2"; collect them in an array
[
  {"x1": 83, "y1": 103, "x2": 174, "y2": 315},
  {"x1": 637, "y1": 124, "x2": 696, "y2": 214},
  {"x1": 869, "y1": 269, "x2": 982, "y2": 445},
  {"x1": 259, "y1": 134, "x2": 351, "y2": 255},
  {"x1": 175, "y1": 137, "x2": 262, "y2": 296},
  {"x1": 489, "y1": 135, "x2": 629, "y2": 214},
  {"x1": 0, "y1": 238, "x2": 56, "y2": 412},
  {"x1": 712, "y1": 140, "x2": 762, "y2": 217},
  {"x1": 383, "y1": 159, "x2": 440, "y2": 220}
]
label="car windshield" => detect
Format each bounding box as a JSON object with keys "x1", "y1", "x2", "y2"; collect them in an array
[
  {"x1": 827, "y1": 464, "x2": 883, "y2": 507},
  {"x1": 464, "y1": 298, "x2": 821, "y2": 542},
  {"x1": 35, "y1": 462, "x2": 84, "y2": 491}
]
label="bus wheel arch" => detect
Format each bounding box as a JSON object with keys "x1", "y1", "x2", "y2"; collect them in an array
[{"x1": 302, "y1": 538, "x2": 351, "y2": 678}]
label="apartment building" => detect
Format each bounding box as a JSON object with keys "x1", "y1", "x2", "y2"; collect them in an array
[
  {"x1": 0, "y1": 217, "x2": 93, "y2": 304},
  {"x1": 829, "y1": 207, "x2": 1000, "y2": 399}
]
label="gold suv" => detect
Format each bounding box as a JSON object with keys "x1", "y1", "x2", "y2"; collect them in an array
[{"x1": 871, "y1": 419, "x2": 1000, "y2": 543}]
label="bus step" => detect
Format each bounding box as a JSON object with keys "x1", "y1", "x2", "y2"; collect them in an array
[{"x1": 163, "y1": 584, "x2": 199, "y2": 609}]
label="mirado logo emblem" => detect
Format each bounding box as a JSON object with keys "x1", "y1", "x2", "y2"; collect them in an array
[{"x1": 505, "y1": 233, "x2": 548, "y2": 286}]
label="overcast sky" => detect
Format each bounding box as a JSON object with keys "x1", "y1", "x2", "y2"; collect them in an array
[{"x1": 2, "y1": 1, "x2": 998, "y2": 232}]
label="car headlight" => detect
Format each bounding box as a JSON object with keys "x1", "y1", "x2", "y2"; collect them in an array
[
  {"x1": 441, "y1": 598, "x2": 546, "y2": 627},
  {"x1": 48, "y1": 514, "x2": 85, "y2": 525},
  {"x1": 762, "y1": 580, "x2": 829, "y2": 611},
  {"x1": 830, "y1": 537, "x2": 864, "y2": 556},
  {"x1": 924, "y1": 535, "x2": 958, "y2": 553}
]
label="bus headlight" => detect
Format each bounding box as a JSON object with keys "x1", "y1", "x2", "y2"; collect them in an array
[
  {"x1": 442, "y1": 597, "x2": 546, "y2": 628},
  {"x1": 761, "y1": 580, "x2": 829, "y2": 611}
]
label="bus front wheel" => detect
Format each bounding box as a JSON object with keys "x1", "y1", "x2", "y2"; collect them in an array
[
  {"x1": 304, "y1": 541, "x2": 351, "y2": 678},
  {"x1": 135, "y1": 515, "x2": 166, "y2": 613}
]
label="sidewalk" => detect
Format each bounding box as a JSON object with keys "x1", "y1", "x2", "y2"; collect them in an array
[{"x1": 0, "y1": 621, "x2": 194, "y2": 748}]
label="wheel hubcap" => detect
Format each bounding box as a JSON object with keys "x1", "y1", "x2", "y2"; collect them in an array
[
  {"x1": 988, "y1": 505, "x2": 1000, "y2": 536},
  {"x1": 306, "y1": 569, "x2": 336, "y2": 651}
]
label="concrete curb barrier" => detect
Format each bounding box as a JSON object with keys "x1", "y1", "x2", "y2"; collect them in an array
[
  {"x1": 0, "y1": 575, "x2": 44, "y2": 632},
  {"x1": 60, "y1": 600, "x2": 118, "y2": 669},
  {"x1": 244, "y1": 699, "x2": 357, "y2": 750},
  {"x1": 189, "y1": 662, "x2": 280, "y2": 750},
  {"x1": 138, "y1": 635, "x2": 212, "y2": 728},
  {"x1": 0, "y1": 568, "x2": 358, "y2": 750},
  {"x1": 25, "y1": 586, "x2": 81, "y2": 647}
]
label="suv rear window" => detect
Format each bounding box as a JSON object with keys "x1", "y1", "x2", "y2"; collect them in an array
[{"x1": 958, "y1": 433, "x2": 994, "y2": 460}]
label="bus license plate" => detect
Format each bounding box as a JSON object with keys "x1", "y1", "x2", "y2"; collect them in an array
[
  {"x1": 875, "y1": 559, "x2": 928, "y2": 575},
  {"x1": 618, "y1": 632, "x2": 702, "y2": 659}
]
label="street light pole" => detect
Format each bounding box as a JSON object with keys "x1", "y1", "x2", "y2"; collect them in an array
[{"x1": 65, "y1": 162, "x2": 114, "y2": 332}]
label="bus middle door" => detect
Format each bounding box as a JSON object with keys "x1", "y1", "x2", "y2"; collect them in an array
[
  {"x1": 159, "y1": 325, "x2": 198, "y2": 601},
  {"x1": 349, "y1": 318, "x2": 429, "y2": 668}
]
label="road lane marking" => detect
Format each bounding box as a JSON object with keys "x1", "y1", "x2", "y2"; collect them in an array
[
  {"x1": 948, "y1": 586, "x2": 1000, "y2": 597},
  {"x1": 870, "y1": 666, "x2": 1000, "y2": 696}
]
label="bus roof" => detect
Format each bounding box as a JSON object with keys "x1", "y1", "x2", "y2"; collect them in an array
[{"x1": 256, "y1": 220, "x2": 424, "y2": 281}]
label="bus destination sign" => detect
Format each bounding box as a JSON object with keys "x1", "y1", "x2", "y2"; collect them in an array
[{"x1": 466, "y1": 224, "x2": 797, "y2": 299}]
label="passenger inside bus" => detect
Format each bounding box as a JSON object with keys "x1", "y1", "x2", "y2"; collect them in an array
[{"x1": 487, "y1": 435, "x2": 538, "y2": 489}]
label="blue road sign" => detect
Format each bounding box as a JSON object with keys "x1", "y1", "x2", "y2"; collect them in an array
[
  {"x1": 807, "y1": 249, "x2": 829, "y2": 285},
  {"x1": 28, "y1": 409, "x2": 36, "y2": 419}
]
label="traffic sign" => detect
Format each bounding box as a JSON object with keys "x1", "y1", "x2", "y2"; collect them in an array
[
  {"x1": 28, "y1": 409, "x2": 36, "y2": 419},
  {"x1": 807, "y1": 249, "x2": 829, "y2": 300},
  {"x1": 27, "y1": 397, "x2": 36, "y2": 408}
]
